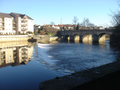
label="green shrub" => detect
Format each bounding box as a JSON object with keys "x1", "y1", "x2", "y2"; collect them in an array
[{"x1": 46, "y1": 32, "x2": 55, "y2": 36}]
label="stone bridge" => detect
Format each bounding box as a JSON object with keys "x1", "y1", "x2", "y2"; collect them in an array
[{"x1": 57, "y1": 30, "x2": 113, "y2": 43}]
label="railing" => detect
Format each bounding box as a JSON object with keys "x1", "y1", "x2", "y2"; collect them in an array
[
  {"x1": 21, "y1": 20, "x2": 27, "y2": 23},
  {"x1": 13, "y1": 21, "x2": 16, "y2": 24},
  {"x1": 21, "y1": 28, "x2": 27, "y2": 31},
  {"x1": 13, "y1": 26, "x2": 16, "y2": 28},
  {"x1": 21, "y1": 24, "x2": 27, "y2": 27},
  {"x1": 0, "y1": 21, "x2": 4, "y2": 23},
  {"x1": 22, "y1": 57, "x2": 28, "y2": 59},
  {"x1": 0, "y1": 26, "x2": 4, "y2": 28}
]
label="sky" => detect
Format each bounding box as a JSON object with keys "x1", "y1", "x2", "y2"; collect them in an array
[{"x1": 0, "y1": 0, "x2": 119, "y2": 27}]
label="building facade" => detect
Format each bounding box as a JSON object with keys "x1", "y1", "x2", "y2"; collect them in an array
[
  {"x1": 0, "y1": 42, "x2": 33, "y2": 67},
  {"x1": 0, "y1": 12, "x2": 34, "y2": 34}
]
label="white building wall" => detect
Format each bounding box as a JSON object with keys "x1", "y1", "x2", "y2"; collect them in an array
[
  {"x1": 27, "y1": 19, "x2": 34, "y2": 33},
  {"x1": 18, "y1": 17, "x2": 21, "y2": 32},
  {"x1": 4, "y1": 17, "x2": 12, "y2": 34}
]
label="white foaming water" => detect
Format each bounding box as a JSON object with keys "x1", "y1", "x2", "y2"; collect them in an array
[
  {"x1": 36, "y1": 43, "x2": 74, "y2": 74},
  {"x1": 37, "y1": 43, "x2": 57, "y2": 65}
]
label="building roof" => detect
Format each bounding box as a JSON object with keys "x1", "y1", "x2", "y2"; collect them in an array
[
  {"x1": 10, "y1": 12, "x2": 33, "y2": 20},
  {"x1": 0, "y1": 12, "x2": 12, "y2": 18}
]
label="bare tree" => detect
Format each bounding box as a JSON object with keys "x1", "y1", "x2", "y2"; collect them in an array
[
  {"x1": 81, "y1": 18, "x2": 90, "y2": 27},
  {"x1": 109, "y1": 1, "x2": 120, "y2": 44},
  {"x1": 50, "y1": 22, "x2": 55, "y2": 25},
  {"x1": 80, "y1": 18, "x2": 96, "y2": 29},
  {"x1": 73, "y1": 16, "x2": 78, "y2": 25},
  {"x1": 73, "y1": 16, "x2": 78, "y2": 30}
]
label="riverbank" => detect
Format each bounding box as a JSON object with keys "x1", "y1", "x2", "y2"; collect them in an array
[{"x1": 39, "y1": 60, "x2": 120, "y2": 90}]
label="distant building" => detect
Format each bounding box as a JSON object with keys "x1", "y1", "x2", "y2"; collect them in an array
[
  {"x1": 34, "y1": 25, "x2": 41, "y2": 33},
  {"x1": 52, "y1": 24, "x2": 74, "y2": 30},
  {"x1": 0, "y1": 12, "x2": 34, "y2": 34},
  {"x1": 98, "y1": 26, "x2": 104, "y2": 30}
]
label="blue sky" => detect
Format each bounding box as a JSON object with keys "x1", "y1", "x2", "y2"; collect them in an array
[{"x1": 0, "y1": 0, "x2": 119, "y2": 27}]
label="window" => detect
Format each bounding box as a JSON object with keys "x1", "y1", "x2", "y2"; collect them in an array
[
  {"x1": 1, "y1": 60, "x2": 3, "y2": 63},
  {"x1": 10, "y1": 60, "x2": 11, "y2": 62},
  {"x1": 10, "y1": 55, "x2": 11, "y2": 57}
]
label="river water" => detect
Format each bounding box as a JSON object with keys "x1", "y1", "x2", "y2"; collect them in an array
[{"x1": 0, "y1": 41, "x2": 119, "y2": 90}]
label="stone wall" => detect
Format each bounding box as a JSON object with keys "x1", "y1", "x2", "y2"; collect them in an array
[
  {"x1": 0, "y1": 35, "x2": 30, "y2": 42},
  {"x1": 50, "y1": 36, "x2": 58, "y2": 41},
  {"x1": 34, "y1": 35, "x2": 50, "y2": 43}
]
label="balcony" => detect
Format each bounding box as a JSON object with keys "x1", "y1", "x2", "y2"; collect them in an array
[
  {"x1": 13, "y1": 56, "x2": 16, "y2": 58},
  {"x1": 1, "y1": 52, "x2": 5, "y2": 54},
  {"x1": 1, "y1": 54, "x2": 5, "y2": 57},
  {"x1": 22, "y1": 55, "x2": 28, "y2": 58},
  {"x1": 13, "y1": 25, "x2": 16, "y2": 28},
  {"x1": 0, "y1": 20, "x2": 4, "y2": 23},
  {"x1": 22, "y1": 52, "x2": 28, "y2": 54},
  {"x1": 0, "y1": 26, "x2": 4, "y2": 28},
  {"x1": 1, "y1": 56, "x2": 5, "y2": 59},
  {"x1": 21, "y1": 28, "x2": 27, "y2": 31},
  {"x1": 22, "y1": 57, "x2": 28, "y2": 59},
  {"x1": 21, "y1": 19, "x2": 27, "y2": 23},
  {"x1": 1, "y1": 60, "x2": 5, "y2": 64},
  {"x1": 13, "y1": 21, "x2": 16, "y2": 24},
  {"x1": 22, "y1": 48, "x2": 28, "y2": 50},
  {"x1": 22, "y1": 59, "x2": 28, "y2": 62},
  {"x1": 21, "y1": 24, "x2": 27, "y2": 27},
  {"x1": 13, "y1": 51, "x2": 16, "y2": 54}
]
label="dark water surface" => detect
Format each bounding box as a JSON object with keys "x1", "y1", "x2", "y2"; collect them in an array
[{"x1": 0, "y1": 41, "x2": 119, "y2": 90}]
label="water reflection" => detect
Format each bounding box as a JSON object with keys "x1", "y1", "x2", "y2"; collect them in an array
[
  {"x1": 0, "y1": 42, "x2": 34, "y2": 68},
  {"x1": 82, "y1": 41, "x2": 92, "y2": 45}
]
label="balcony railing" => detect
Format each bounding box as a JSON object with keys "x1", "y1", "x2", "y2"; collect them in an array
[
  {"x1": 21, "y1": 20, "x2": 27, "y2": 23},
  {"x1": 21, "y1": 28, "x2": 27, "y2": 31},
  {"x1": 0, "y1": 26, "x2": 4, "y2": 28},
  {"x1": 12, "y1": 21, "x2": 16, "y2": 24},
  {"x1": 22, "y1": 57, "x2": 28, "y2": 59},
  {"x1": 21, "y1": 24, "x2": 27, "y2": 27},
  {"x1": 22, "y1": 59, "x2": 28, "y2": 62},
  {"x1": 13, "y1": 26, "x2": 16, "y2": 28},
  {"x1": 13, "y1": 56, "x2": 16, "y2": 58},
  {"x1": 0, "y1": 21, "x2": 4, "y2": 23},
  {"x1": 1, "y1": 56, "x2": 5, "y2": 59}
]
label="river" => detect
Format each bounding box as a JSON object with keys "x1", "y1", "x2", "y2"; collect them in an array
[{"x1": 0, "y1": 41, "x2": 119, "y2": 90}]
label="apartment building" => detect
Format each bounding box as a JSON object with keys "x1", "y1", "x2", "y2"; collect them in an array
[
  {"x1": 0, "y1": 48, "x2": 15, "y2": 65},
  {"x1": 16, "y1": 46, "x2": 33, "y2": 64},
  {"x1": 0, "y1": 44, "x2": 33, "y2": 67},
  {"x1": 0, "y1": 12, "x2": 34, "y2": 34},
  {"x1": 0, "y1": 13, "x2": 13, "y2": 34}
]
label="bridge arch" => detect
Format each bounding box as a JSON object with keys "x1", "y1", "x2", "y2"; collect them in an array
[
  {"x1": 82, "y1": 33, "x2": 93, "y2": 42},
  {"x1": 98, "y1": 33, "x2": 110, "y2": 43},
  {"x1": 74, "y1": 34, "x2": 80, "y2": 41},
  {"x1": 64, "y1": 35, "x2": 70, "y2": 41}
]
